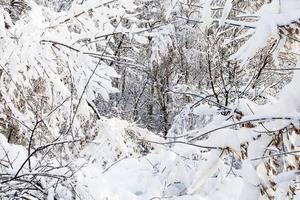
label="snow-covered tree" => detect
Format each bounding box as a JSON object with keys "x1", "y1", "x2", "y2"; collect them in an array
[
  {"x1": 168, "y1": 0, "x2": 300, "y2": 199},
  {"x1": 0, "y1": 0, "x2": 147, "y2": 199},
  {"x1": 1, "y1": 0, "x2": 300, "y2": 199}
]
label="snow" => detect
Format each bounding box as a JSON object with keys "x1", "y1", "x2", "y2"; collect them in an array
[
  {"x1": 193, "y1": 104, "x2": 218, "y2": 116},
  {"x1": 201, "y1": 0, "x2": 213, "y2": 28},
  {"x1": 0, "y1": 134, "x2": 27, "y2": 174},
  {"x1": 231, "y1": 0, "x2": 300, "y2": 64},
  {"x1": 219, "y1": 0, "x2": 232, "y2": 26},
  {"x1": 78, "y1": 146, "x2": 243, "y2": 200},
  {"x1": 188, "y1": 150, "x2": 221, "y2": 194},
  {"x1": 79, "y1": 156, "x2": 164, "y2": 200},
  {"x1": 1, "y1": 0, "x2": 300, "y2": 199}
]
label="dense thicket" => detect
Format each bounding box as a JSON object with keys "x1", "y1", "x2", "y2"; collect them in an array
[{"x1": 0, "y1": 0, "x2": 300, "y2": 199}]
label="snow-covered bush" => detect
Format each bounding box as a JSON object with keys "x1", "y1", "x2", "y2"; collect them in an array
[
  {"x1": 0, "y1": 0, "x2": 142, "y2": 199},
  {"x1": 2, "y1": 0, "x2": 300, "y2": 199},
  {"x1": 167, "y1": 0, "x2": 300, "y2": 199}
]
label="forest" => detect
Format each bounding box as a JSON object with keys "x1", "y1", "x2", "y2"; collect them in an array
[{"x1": 0, "y1": 0, "x2": 300, "y2": 199}]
